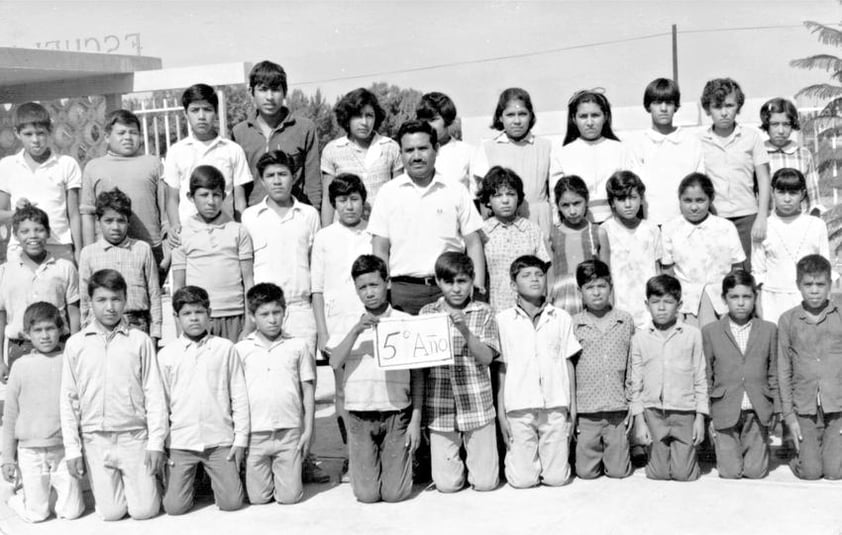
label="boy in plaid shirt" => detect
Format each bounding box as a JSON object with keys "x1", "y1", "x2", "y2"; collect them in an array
[{"x1": 420, "y1": 252, "x2": 500, "y2": 492}]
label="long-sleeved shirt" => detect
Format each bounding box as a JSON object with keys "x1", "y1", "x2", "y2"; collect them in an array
[
  {"x1": 158, "y1": 334, "x2": 249, "y2": 451},
  {"x1": 232, "y1": 109, "x2": 321, "y2": 208},
  {"x1": 60, "y1": 321, "x2": 167, "y2": 459},
  {"x1": 2, "y1": 352, "x2": 64, "y2": 463},
  {"x1": 778, "y1": 300, "x2": 842, "y2": 418},
  {"x1": 629, "y1": 321, "x2": 708, "y2": 416},
  {"x1": 79, "y1": 238, "x2": 162, "y2": 338}
]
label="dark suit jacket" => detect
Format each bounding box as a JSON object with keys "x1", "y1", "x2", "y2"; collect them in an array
[{"x1": 702, "y1": 317, "x2": 781, "y2": 430}]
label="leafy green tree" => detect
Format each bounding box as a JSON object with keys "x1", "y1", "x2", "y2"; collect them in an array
[
  {"x1": 287, "y1": 88, "x2": 341, "y2": 153},
  {"x1": 790, "y1": 14, "x2": 842, "y2": 259},
  {"x1": 367, "y1": 82, "x2": 423, "y2": 139}
]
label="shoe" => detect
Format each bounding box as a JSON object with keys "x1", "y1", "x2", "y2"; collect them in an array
[{"x1": 303, "y1": 456, "x2": 331, "y2": 484}]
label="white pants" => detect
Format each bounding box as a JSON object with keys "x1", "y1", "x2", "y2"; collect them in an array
[
  {"x1": 83, "y1": 431, "x2": 160, "y2": 521},
  {"x1": 505, "y1": 408, "x2": 571, "y2": 488},
  {"x1": 13, "y1": 445, "x2": 84, "y2": 522},
  {"x1": 284, "y1": 302, "x2": 317, "y2": 360},
  {"x1": 429, "y1": 423, "x2": 499, "y2": 493}
]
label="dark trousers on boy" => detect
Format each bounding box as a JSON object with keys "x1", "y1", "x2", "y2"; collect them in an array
[
  {"x1": 348, "y1": 408, "x2": 413, "y2": 503},
  {"x1": 644, "y1": 409, "x2": 700, "y2": 481},
  {"x1": 713, "y1": 410, "x2": 769, "y2": 479},
  {"x1": 163, "y1": 447, "x2": 245, "y2": 515},
  {"x1": 390, "y1": 279, "x2": 442, "y2": 315},
  {"x1": 576, "y1": 411, "x2": 632, "y2": 479},
  {"x1": 790, "y1": 408, "x2": 842, "y2": 480}
]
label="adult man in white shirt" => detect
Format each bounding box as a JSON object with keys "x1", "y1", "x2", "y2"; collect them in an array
[{"x1": 368, "y1": 120, "x2": 485, "y2": 314}]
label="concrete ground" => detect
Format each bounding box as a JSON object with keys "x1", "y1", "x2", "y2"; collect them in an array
[
  {"x1": 1, "y1": 365, "x2": 841, "y2": 535},
  {"x1": 1, "y1": 297, "x2": 842, "y2": 534}
]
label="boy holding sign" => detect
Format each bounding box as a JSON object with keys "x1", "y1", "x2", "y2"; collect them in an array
[
  {"x1": 420, "y1": 252, "x2": 501, "y2": 492},
  {"x1": 328, "y1": 255, "x2": 422, "y2": 503}
]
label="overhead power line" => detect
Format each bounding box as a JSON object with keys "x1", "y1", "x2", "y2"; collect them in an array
[{"x1": 295, "y1": 22, "x2": 841, "y2": 86}]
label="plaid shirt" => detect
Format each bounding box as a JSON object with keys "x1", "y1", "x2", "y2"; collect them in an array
[
  {"x1": 765, "y1": 141, "x2": 824, "y2": 214},
  {"x1": 79, "y1": 238, "x2": 162, "y2": 338},
  {"x1": 421, "y1": 298, "x2": 500, "y2": 432}
]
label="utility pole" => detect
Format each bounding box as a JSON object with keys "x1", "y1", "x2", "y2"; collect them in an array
[{"x1": 672, "y1": 24, "x2": 679, "y2": 83}]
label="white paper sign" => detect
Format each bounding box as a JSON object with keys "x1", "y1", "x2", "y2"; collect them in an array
[{"x1": 374, "y1": 313, "x2": 453, "y2": 370}]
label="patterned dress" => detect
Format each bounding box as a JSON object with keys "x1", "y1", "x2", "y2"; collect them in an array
[
  {"x1": 481, "y1": 217, "x2": 550, "y2": 312},
  {"x1": 601, "y1": 218, "x2": 663, "y2": 328}
]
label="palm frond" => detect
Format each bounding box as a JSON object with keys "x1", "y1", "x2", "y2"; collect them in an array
[
  {"x1": 800, "y1": 113, "x2": 842, "y2": 133},
  {"x1": 790, "y1": 54, "x2": 842, "y2": 72},
  {"x1": 794, "y1": 83, "x2": 842, "y2": 101},
  {"x1": 803, "y1": 21, "x2": 842, "y2": 47}
]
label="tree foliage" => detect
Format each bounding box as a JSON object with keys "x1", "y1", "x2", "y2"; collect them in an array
[{"x1": 790, "y1": 12, "x2": 842, "y2": 257}]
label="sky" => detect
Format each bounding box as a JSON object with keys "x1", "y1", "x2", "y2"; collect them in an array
[{"x1": 2, "y1": 0, "x2": 842, "y2": 131}]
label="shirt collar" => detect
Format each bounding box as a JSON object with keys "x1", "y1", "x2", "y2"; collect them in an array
[
  {"x1": 188, "y1": 211, "x2": 232, "y2": 229},
  {"x1": 16, "y1": 251, "x2": 57, "y2": 269},
  {"x1": 728, "y1": 318, "x2": 752, "y2": 332},
  {"x1": 645, "y1": 319, "x2": 685, "y2": 335},
  {"x1": 764, "y1": 139, "x2": 798, "y2": 155},
  {"x1": 574, "y1": 307, "x2": 625, "y2": 328},
  {"x1": 255, "y1": 196, "x2": 303, "y2": 216},
  {"x1": 494, "y1": 131, "x2": 535, "y2": 145},
  {"x1": 181, "y1": 135, "x2": 225, "y2": 149},
  {"x1": 177, "y1": 332, "x2": 212, "y2": 349},
  {"x1": 429, "y1": 297, "x2": 482, "y2": 314},
  {"x1": 14, "y1": 148, "x2": 58, "y2": 168},
  {"x1": 243, "y1": 330, "x2": 293, "y2": 351},
  {"x1": 644, "y1": 127, "x2": 685, "y2": 145},
  {"x1": 703, "y1": 123, "x2": 744, "y2": 142},
  {"x1": 248, "y1": 107, "x2": 295, "y2": 129},
  {"x1": 796, "y1": 299, "x2": 840, "y2": 321},
  {"x1": 395, "y1": 171, "x2": 448, "y2": 190},
  {"x1": 514, "y1": 298, "x2": 551, "y2": 322},
  {"x1": 83, "y1": 318, "x2": 130, "y2": 337},
  {"x1": 334, "y1": 132, "x2": 387, "y2": 148},
  {"x1": 99, "y1": 236, "x2": 135, "y2": 251},
  {"x1": 485, "y1": 216, "x2": 529, "y2": 233}
]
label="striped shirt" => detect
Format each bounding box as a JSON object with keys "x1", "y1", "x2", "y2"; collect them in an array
[
  {"x1": 421, "y1": 298, "x2": 500, "y2": 432},
  {"x1": 79, "y1": 238, "x2": 162, "y2": 338}
]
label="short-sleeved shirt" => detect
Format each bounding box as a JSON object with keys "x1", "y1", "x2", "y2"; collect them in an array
[
  {"x1": 241, "y1": 197, "x2": 320, "y2": 304},
  {"x1": 765, "y1": 140, "x2": 824, "y2": 214},
  {"x1": 420, "y1": 298, "x2": 500, "y2": 432},
  {"x1": 624, "y1": 127, "x2": 705, "y2": 225},
  {"x1": 0, "y1": 150, "x2": 81, "y2": 246},
  {"x1": 497, "y1": 303, "x2": 580, "y2": 412},
  {"x1": 436, "y1": 140, "x2": 475, "y2": 195},
  {"x1": 81, "y1": 153, "x2": 165, "y2": 246},
  {"x1": 549, "y1": 137, "x2": 625, "y2": 223},
  {"x1": 236, "y1": 333, "x2": 315, "y2": 432},
  {"x1": 163, "y1": 136, "x2": 252, "y2": 223},
  {"x1": 661, "y1": 214, "x2": 745, "y2": 316},
  {"x1": 572, "y1": 308, "x2": 634, "y2": 413},
  {"x1": 368, "y1": 173, "x2": 483, "y2": 277},
  {"x1": 601, "y1": 218, "x2": 663, "y2": 328},
  {"x1": 480, "y1": 216, "x2": 550, "y2": 312},
  {"x1": 171, "y1": 213, "x2": 253, "y2": 318},
  {"x1": 310, "y1": 223, "x2": 372, "y2": 334},
  {"x1": 0, "y1": 254, "x2": 78, "y2": 338},
  {"x1": 79, "y1": 238, "x2": 162, "y2": 338},
  {"x1": 327, "y1": 307, "x2": 412, "y2": 412},
  {"x1": 320, "y1": 134, "x2": 402, "y2": 204},
  {"x1": 699, "y1": 124, "x2": 770, "y2": 218}
]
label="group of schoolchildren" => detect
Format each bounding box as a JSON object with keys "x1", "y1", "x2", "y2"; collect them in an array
[{"x1": 0, "y1": 57, "x2": 838, "y2": 523}]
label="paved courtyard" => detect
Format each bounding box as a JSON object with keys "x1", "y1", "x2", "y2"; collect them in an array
[{"x1": 0, "y1": 364, "x2": 841, "y2": 535}]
